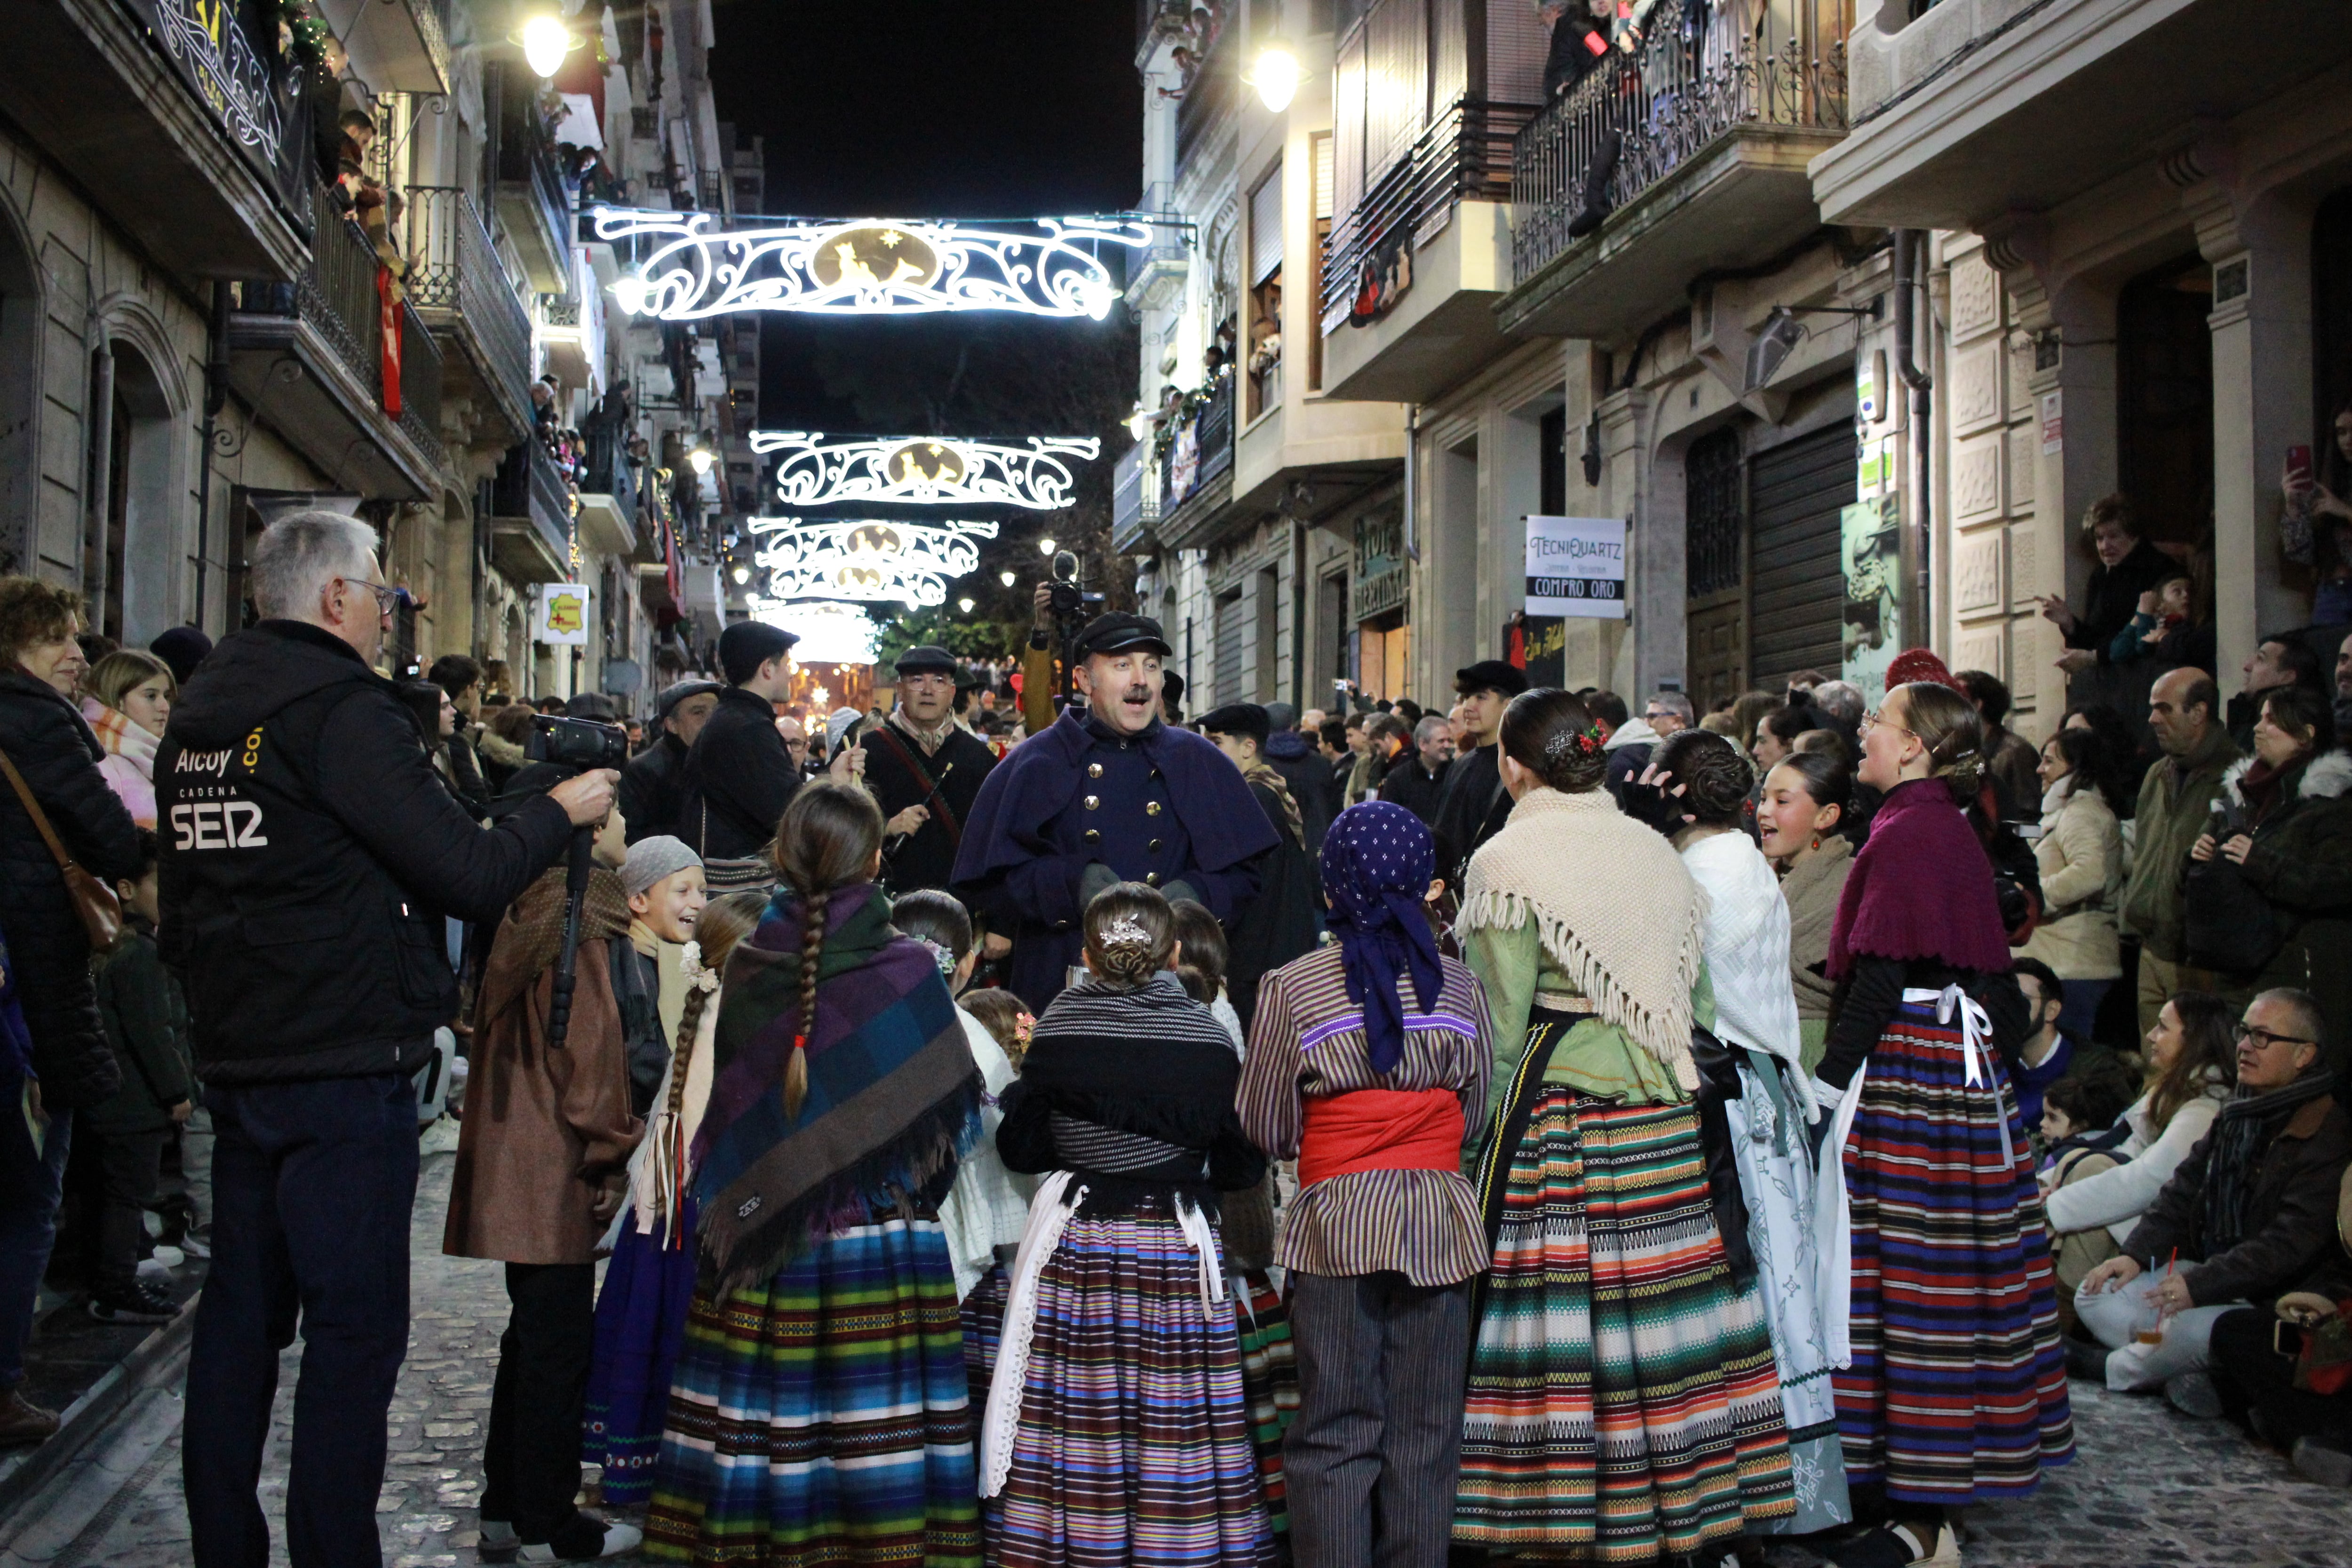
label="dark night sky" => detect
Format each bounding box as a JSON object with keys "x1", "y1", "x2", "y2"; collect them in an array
[{"x1": 706, "y1": 0, "x2": 1145, "y2": 430}]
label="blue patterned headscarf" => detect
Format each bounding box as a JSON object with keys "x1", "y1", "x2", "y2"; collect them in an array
[{"x1": 1319, "y1": 801, "x2": 1444, "y2": 1075}]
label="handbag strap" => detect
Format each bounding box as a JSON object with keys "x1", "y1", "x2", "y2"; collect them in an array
[{"x1": 0, "y1": 745, "x2": 83, "y2": 875}]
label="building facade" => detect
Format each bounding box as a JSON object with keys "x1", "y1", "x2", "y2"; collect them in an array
[{"x1": 0, "y1": 0, "x2": 749, "y2": 711}]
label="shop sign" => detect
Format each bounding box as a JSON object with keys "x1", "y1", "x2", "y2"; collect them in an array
[
  {"x1": 1523, "y1": 515, "x2": 1625, "y2": 620},
  {"x1": 533, "y1": 582, "x2": 590, "y2": 646},
  {"x1": 1352, "y1": 510, "x2": 1408, "y2": 620}
]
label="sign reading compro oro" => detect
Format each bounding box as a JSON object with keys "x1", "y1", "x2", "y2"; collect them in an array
[
  {"x1": 1524, "y1": 516, "x2": 1627, "y2": 620},
  {"x1": 533, "y1": 583, "x2": 591, "y2": 646}
]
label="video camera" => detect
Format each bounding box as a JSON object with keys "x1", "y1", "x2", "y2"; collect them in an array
[
  {"x1": 526, "y1": 713, "x2": 630, "y2": 773},
  {"x1": 1046, "y1": 550, "x2": 1107, "y2": 706}
]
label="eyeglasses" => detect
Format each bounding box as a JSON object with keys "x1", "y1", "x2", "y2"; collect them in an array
[
  {"x1": 343, "y1": 577, "x2": 401, "y2": 617},
  {"x1": 1860, "y1": 709, "x2": 1919, "y2": 743},
  {"x1": 783, "y1": 739, "x2": 808, "y2": 754},
  {"x1": 2235, "y1": 1023, "x2": 2317, "y2": 1051}
]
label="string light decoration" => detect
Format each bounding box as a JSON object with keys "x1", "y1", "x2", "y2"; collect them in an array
[
  {"x1": 749, "y1": 431, "x2": 1099, "y2": 510},
  {"x1": 748, "y1": 517, "x2": 1001, "y2": 608},
  {"x1": 593, "y1": 209, "x2": 1151, "y2": 321},
  {"x1": 749, "y1": 599, "x2": 882, "y2": 665}
]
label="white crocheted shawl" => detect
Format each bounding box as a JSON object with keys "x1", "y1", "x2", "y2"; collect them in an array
[{"x1": 1458, "y1": 785, "x2": 1705, "y2": 1083}]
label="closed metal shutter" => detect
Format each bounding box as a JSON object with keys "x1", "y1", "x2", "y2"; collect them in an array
[
  {"x1": 1251, "y1": 167, "x2": 1284, "y2": 285},
  {"x1": 1747, "y1": 423, "x2": 1855, "y2": 688},
  {"x1": 1214, "y1": 589, "x2": 1244, "y2": 705}
]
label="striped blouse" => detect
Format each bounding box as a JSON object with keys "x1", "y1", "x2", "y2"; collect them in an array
[{"x1": 1236, "y1": 944, "x2": 1494, "y2": 1286}]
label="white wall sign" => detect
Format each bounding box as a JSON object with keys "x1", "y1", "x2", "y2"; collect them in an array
[
  {"x1": 1524, "y1": 516, "x2": 1626, "y2": 620},
  {"x1": 750, "y1": 431, "x2": 1099, "y2": 510},
  {"x1": 532, "y1": 582, "x2": 590, "y2": 646},
  {"x1": 594, "y1": 209, "x2": 1150, "y2": 321}
]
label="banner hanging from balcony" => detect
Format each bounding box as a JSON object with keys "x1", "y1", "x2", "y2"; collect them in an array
[
  {"x1": 748, "y1": 517, "x2": 1000, "y2": 608},
  {"x1": 593, "y1": 209, "x2": 1150, "y2": 321},
  {"x1": 131, "y1": 0, "x2": 289, "y2": 159},
  {"x1": 749, "y1": 431, "x2": 1099, "y2": 510}
]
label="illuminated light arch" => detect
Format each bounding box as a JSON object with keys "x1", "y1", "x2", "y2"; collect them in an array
[
  {"x1": 749, "y1": 431, "x2": 1099, "y2": 510},
  {"x1": 594, "y1": 209, "x2": 1150, "y2": 321},
  {"x1": 748, "y1": 517, "x2": 1000, "y2": 608},
  {"x1": 750, "y1": 599, "x2": 882, "y2": 665}
]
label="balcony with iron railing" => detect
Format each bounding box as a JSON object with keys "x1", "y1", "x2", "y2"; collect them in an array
[
  {"x1": 227, "y1": 196, "x2": 446, "y2": 498},
  {"x1": 1152, "y1": 374, "x2": 1238, "y2": 550},
  {"x1": 1812, "y1": 0, "x2": 2345, "y2": 230},
  {"x1": 327, "y1": 0, "x2": 452, "y2": 95},
  {"x1": 1500, "y1": 0, "x2": 1848, "y2": 338},
  {"x1": 492, "y1": 61, "x2": 576, "y2": 292},
  {"x1": 1174, "y1": 20, "x2": 1235, "y2": 172},
  {"x1": 576, "y1": 422, "x2": 641, "y2": 558},
  {"x1": 487, "y1": 438, "x2": 576, "y2": 583},
  {"x1": 1315, "y1": 96, "x2": 1539, "y2": 403},
  {"x1": 402, "y1": 185, "x2": 533, "y2": 445},
  {"x1": 1112, "y1": 441, "x2": 1161, "y2": 554}
]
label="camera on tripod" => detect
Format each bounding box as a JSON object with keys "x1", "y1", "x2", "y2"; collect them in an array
[
  {"x1": 525, "y1": 713, "x2": 630, "y2": 773},
  {"x1": 1046, "y1": 550, "x2": 1105, "y2": 624}
]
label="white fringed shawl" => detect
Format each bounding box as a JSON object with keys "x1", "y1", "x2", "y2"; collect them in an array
[{"x1": 1458, "y1": 785, "x2": 1706, "y2": 1086}]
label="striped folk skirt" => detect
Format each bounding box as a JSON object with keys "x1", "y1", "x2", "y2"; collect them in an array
[
  {"x1": 643, "y1": 1214, "x2": 981, "y2": 1565},
  {"x1": 583, "y1": 1197, "x2": 701, "y2": 1508},
  {"x1": 1833, "y1": 995, "x2": 2075, "y2": 1505},
  {"x1": 1457, "y1": 1050, "x2": 1795, "y2": 1560},
  {"x1": 992, "y1": 1197, "x2": 1277, "y2": 1568},
  {"x1": 1234, "y1": 1272, "x2": 1299, "y2": 1538}
]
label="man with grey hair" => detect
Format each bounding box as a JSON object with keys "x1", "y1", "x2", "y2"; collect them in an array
[
  {"x1": 1603, "y1": 689, "x2": 1692, "y2": 801},
  {"x1": 156, "y1": 511, "x2": 619, "y2": 1567},
  {"x1": 2077, "y1": 987, "x2": 2350, "y2": 1412},
  {"x1": 1378, "y1": 713, "x2": 1455, "y2": 826}
]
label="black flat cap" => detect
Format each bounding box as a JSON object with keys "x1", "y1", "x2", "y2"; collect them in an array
[
  {"x1": 892, "y1": 644, "x2": 959, "y2": 676},
  {"x1": 1161, "y1": 670, "x2": 1186, "y2": 704},
  {"x1": 1455, "y1": 659, "x2": 1529, "y2": 698},
  {"x1": 653, "y1": 678, "x2": 722, "y2": 719},
  {"x1": 1072, "y1": 613, "x2": 1172, "y2": 659},
  {"x1": 1198, "y1": 702, "x2": 1270, "y2": 742}
]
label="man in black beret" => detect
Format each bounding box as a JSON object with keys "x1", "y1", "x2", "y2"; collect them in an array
[
  {"x1": 954, "y1": 614, "x2": 1279, "y2": 1009},
  {"x1": 617, "y1": 678, "x2": 721, "y2": 844},
  {"x1": 859, "y1": 645, "x2": 999, "y2": 895},
  {"x1": 1430, "y1": 658, "x2": 1529, "y2": 887},
  {"x1": 1198, "y1": 702, "x2": 1323, "y2": 1027}
]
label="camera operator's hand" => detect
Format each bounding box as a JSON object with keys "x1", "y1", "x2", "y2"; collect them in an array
[
  {"x1": 548, "y1": 768, "x2": 621, "y2": 826},
  {"x1": 1031, "y1": 581, "x2": 1055, "y2": 634}
]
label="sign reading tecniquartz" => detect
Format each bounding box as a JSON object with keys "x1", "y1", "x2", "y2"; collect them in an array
[{"x1": 1523, "y1": 516, "x2": 1626, "y2": 620}]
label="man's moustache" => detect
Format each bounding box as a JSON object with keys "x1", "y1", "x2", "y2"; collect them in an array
[{"x1": 1121, "y1": 686, "x2": 1151, "y2": 701}]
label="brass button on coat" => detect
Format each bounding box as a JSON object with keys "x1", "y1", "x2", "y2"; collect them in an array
[
  {"x1": 1084, "y1": 829, "x2": 1101, "y2": 844},
  {"x1": 1149, "y1": 838, "x2": 1162, "y2": 852},
  {"x1": 1084, "y1": 795, "x2": 1100, "y2": 810},
  {"x1": 1088, "y1": 763, "x2": 1103, "y2": 778},
  {"x1": 1145, "y1": 872, "x2": 1161, "y2": 886},
  {"x1": 1145, "y1": 800, "x2": 1162, "y2": 815}
]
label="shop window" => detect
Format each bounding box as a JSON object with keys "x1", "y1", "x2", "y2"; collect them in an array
[{"x1": 2116, "y1": 252, "x2": 2215, "y2": 547}]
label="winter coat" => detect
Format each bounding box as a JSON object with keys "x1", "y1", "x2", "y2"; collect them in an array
[
  {"x1": 1263, "y1": 728, "x2": 1336, "y2": 852},
  {"x1": 2222, "y1": 749, "x2": 2352, "y2": 1059},
  {"x1": 156, "y1": 621, "x2": 574, "y2": 1085},
  {"x1": 2019, "y1": 777, "x2": 2122, "y2": 980},
  {"x1": 0, "y1": 668, "x2": 143, "y2": 1107},
  {"x1": 1378, "y1": 755, "x2": 1450, "y2": 826},
  {"x1": 87, "y1": 924, "x2": 193, "y2": 1136},
  {"x1": 2119, "y1": 722, "x2": 2240, "y2": 964},
  {"x1": 2043, "y1": 1069, "x2": 2230, "y2": 1246},
  {"x1": 1779, "y1": 833, "x2": 1852, "y2": 1025},
  {"x1": 443, "y1": 868, "x2": 644, "y2": 1265},
  {"x1": 2126, "y1": 1083, "x2": 2352, "y2": 1307},
  {"x1": 617, "y1": 731, "x2": 689, "y2": 844},
  {"x1": 677, "y1": 685, "x2": 801, "y2": 860},
  {"x1": 2064, "y1": 538, "x2": 2178, "y2": 666}
]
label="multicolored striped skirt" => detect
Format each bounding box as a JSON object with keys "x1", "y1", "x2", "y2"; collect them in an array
[
  {"x1": 1456, "y1": 1037, "x2": 1795, "y2": 1561},
  {"x1": 960, "y1": 1260, "x2": 1010, "y2": 1398},
  {"x1": 1833, "y1": 994, "x2": 2074, "y2": 1505},
  {"x1": 991, "y1": 1196, "x2": 1277, "y2": 1568},
  {"x1": 1234, "y1": 1272, "x2": 1298, "y2": 1537},
  {"x1": 643, "y1": 1213, "x2": 981, "y2": 1565},
  {"x1": 583, "y1": 1198, "x2": 701, "y2": 1507}
]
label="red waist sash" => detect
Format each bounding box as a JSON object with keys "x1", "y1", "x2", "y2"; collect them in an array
[{"x1": 1297, "y1": 1088, "x2": 1464, "y2": 1189}]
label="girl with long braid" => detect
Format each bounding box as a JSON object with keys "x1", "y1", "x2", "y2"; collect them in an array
[
  {"x1": 644, "y1": 783, "x2": 987, "y2": 1564},
  {"x1": 581, "y1": 888, "x2": 766, "y2": 1508}
]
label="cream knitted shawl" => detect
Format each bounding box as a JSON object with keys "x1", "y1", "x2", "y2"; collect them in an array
[{"x1": 1459, "y1": 785, "x2": 1706, "y2": 1083}]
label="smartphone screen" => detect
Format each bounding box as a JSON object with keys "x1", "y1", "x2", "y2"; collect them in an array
[{"x1": 2287, "y1": 444, "x2": 2313, "y2": 487}]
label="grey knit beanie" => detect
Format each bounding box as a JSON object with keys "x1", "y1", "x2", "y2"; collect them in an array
[{"x1": 622, "y1": 835, "x2": 703, "y2": 900}]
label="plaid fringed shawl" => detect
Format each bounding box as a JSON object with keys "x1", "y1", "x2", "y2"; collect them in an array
[{"x1": 689, "y1": 883, "x2": 982, "y2": 1289}]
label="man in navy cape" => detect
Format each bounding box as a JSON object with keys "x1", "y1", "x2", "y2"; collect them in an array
[{"x1": 953, "y1": 611, "x2": 1278, "y2": 1011}]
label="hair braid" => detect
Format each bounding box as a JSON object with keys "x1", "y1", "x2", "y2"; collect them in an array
[{"x1": 787, "y1": 899, "x2": 824, "y2": 1120}]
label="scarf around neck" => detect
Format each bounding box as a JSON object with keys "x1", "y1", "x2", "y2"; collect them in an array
[
  {"x1": 1826, "y1": 777, "x2": 2011, "y2": 979},
  {"x1": 2202, "y1": 1069, "x2": 2335, "y2": 1256},
  {"x1": 479, "y1": 865, "x2": 633, "y2": 1024},
  {"x1": 1681, "y1": 830, "x2": 1802, "y2": 1066},
  {"x1": 1458, "y1": 785, "x2": 1705, "y2": 1080},
  {"x1": 690, "y1": 882, "x2": 980, "y2": 1287},
  {"x1": 1244, "y1": 756, "x2": 1305, "y2": 841},
  {"x1": 1320, "y1": 801, "x2": 1443, "y2": 1075}
]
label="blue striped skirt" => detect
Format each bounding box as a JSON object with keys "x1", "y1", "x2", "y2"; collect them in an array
[
  {"x1": 582, "y1": 1198, "x2": 701, "y2": 1507},
  {"x1": 1833, "y1": 994, "x2": 2075, "y2": 1505}
]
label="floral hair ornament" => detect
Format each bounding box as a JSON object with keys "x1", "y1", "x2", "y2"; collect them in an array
[
  {"x1": 1013, "y1": 1011, "x2": 1036, "y2": 1050},
  {"x1": 677, "y1": 939, "x2": 721, "y2": 994},
  {"x1": 914, "y1": 936, "x2": 958, "y2": 978},
  {"x1": 1097, "y1": 915, "x2": 1152, "y2": 948},
  {"x1": 1543, "y1": 723, "x2": 1607, "y2": 762}
]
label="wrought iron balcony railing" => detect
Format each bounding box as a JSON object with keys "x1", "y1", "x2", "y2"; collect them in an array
[
  {"x1": 1160, "y1": 373, "x2": 1235, "y2": 517},
  {"x1": 1317, "y1": 97, "x2": 1538, "y2": 332},
  {"x1": 1510, "y1": 0, "x2": 1847, "y2": 285},
  {"x1": 400, "y1": 185, "x2": 532, "y2": 434}
]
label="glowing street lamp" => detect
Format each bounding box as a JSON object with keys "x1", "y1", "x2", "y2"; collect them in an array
[
  {"x1": 957, "y1": 597, "x2": 976, "y2": 614},
  {"x1": 999, "y1": 570, "x2": 1017, "y2": 588},
  {"x1": 1037, "y1": 536, "x2": 1056, "y2": 557},
  {"x1": 1124, "y1": 404, "x2": 1155, "y2": 441},
  {"x1": 1251, "y1": 46, "x2": 1303, "y2": 112},
  {"x1": 686, "y1": 446, "x2": 715, "y2": 477},
  {"x1": 517, "y1": 14, "x2": 580, "y2": 79},
  {"x1": 731, "y1": 565, "x2": 751, "y2": 584}
]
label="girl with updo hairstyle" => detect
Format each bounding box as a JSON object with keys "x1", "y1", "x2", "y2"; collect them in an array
[
  {"x1": 646, "y1": 781, "x2": 990, "y2": 1560},
  {"x1": 984, "y1": 882, "x2": 1277, "y2": 1563},
  {"x1": 1756, "y1": 748, "x2": 1857, "y2": 1070},
  {"x1": 1659, "y1": 728, "x2": 1855, "y2": 1534},
  {"x1": 1813, "y1": 681, "x2": 2075, "y2": 1563},
  {"x1": 1453, "y1": 690, "x2": 1800, "y2": 1558}
]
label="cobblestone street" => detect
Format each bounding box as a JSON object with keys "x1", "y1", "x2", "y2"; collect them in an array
[{"x1": 0, "y1": 1147, "x2": 2346, "y2": 1568}]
